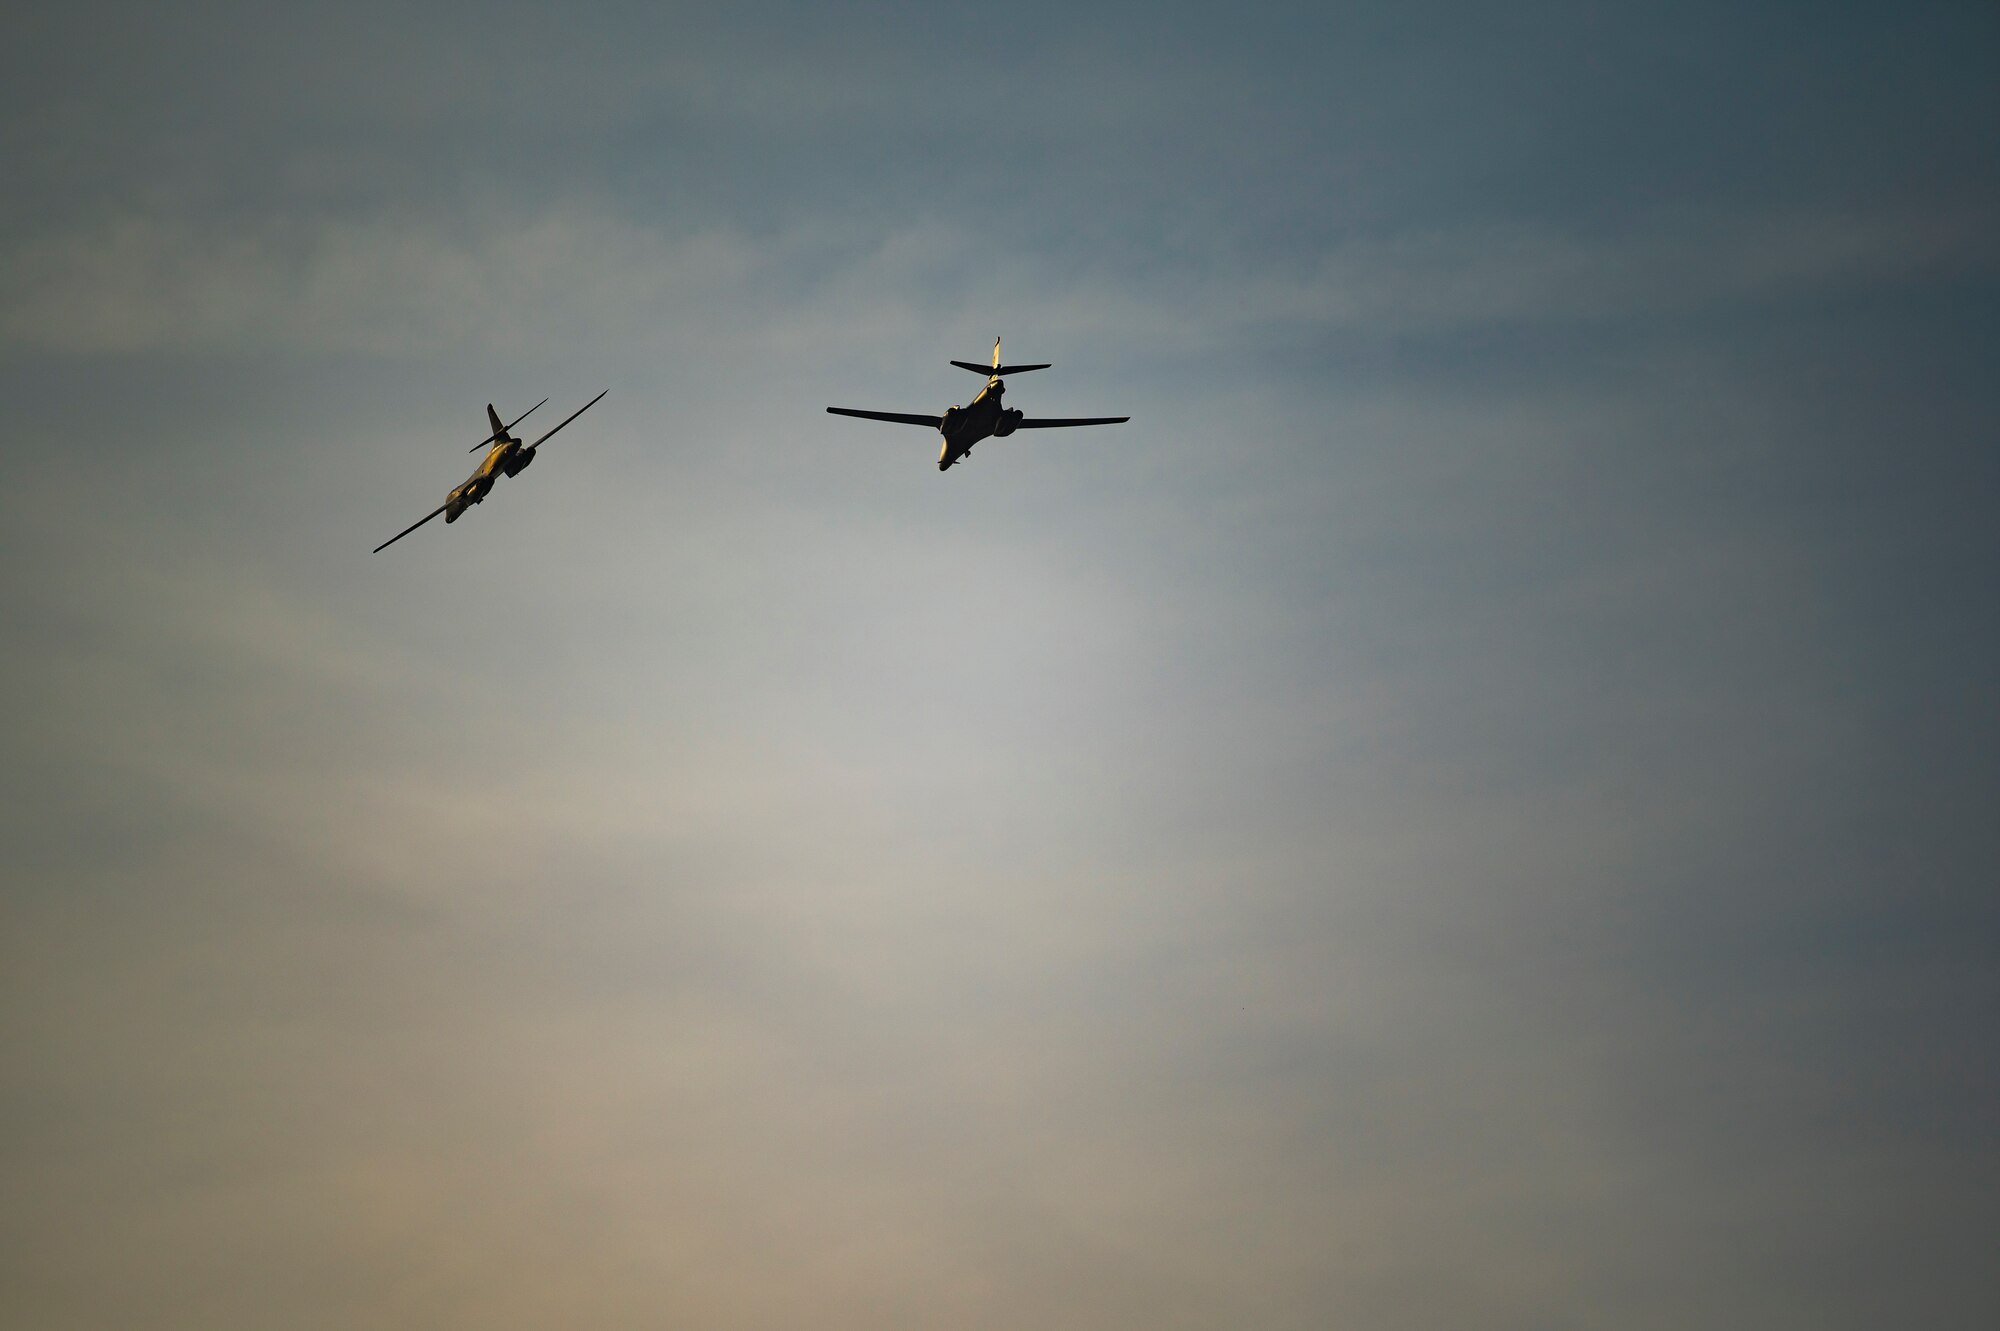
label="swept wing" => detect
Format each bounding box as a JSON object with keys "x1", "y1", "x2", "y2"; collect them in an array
[
  {"x1": 826, "y1": 408, "x2": 945, "y2": 428},
  {"x1": 373, "y1": 503, "x2": 449, "y2": 554},
  {"x1": 525, "y1": 389, "x2": 608, "y2": 449}
]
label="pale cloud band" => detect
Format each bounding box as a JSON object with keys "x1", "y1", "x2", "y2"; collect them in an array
[{"x1": 5, "y1": 202, "x2": 1987, "y2": 357}]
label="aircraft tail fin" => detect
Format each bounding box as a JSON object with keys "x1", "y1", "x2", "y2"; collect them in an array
[{"x1": 470, "y1": 397, "x2": 548, "y2": 451}]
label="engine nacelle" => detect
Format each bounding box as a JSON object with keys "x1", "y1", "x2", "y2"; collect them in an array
[
  {"x1": 993, "y1": 408, "x2": 1023, "y2": 437},
  {"x1": 504, "y1": 447, "x2": 536, "y2": 478}
]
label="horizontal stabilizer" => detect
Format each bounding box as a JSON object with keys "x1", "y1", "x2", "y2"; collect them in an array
[
  {"x1": 827, "y1": 407, "x2": 944, "y2": 428},
  {"x1": 951, "y1": 359, "x2": 1051, "y2": 376},
  {"x1": 472, "y1": 397, "x2": 547, "y2": 451},
  {"x1": 1015, "y1": 416, "x2": 1129, "y2": 428}
]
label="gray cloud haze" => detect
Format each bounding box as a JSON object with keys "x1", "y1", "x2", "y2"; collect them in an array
[{"x1": 3, "y1": 2, "x2": 1996, "y2": 1328}]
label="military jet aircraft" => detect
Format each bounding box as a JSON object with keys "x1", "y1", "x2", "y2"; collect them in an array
[
  {"x1": 827, "y1": 338, "x2": 1128, "y2": 471},
  {"x1": 373, "y1": 390, "x2": 607, "y2": 552}
]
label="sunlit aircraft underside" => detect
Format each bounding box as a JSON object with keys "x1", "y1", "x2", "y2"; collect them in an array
[{"x1": 374, "y1": 390, "x2": 606, "y2": 553}]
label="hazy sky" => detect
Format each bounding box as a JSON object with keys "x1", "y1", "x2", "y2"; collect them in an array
[{"x1": 3, "y1": 3, "x2": 1996, "y2": 1327}]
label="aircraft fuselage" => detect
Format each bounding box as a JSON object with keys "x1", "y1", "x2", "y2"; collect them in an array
[
  {"x1": 446, "y1": 437, "x2": 535, "y2": 521},
  {"x1": 936, "y1": 378, "x2": 1025, "y2": 470}
]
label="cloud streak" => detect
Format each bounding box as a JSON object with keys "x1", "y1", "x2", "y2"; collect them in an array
[{"x1": 5, "y1": 201, "x2": 1987, "y2": 358}]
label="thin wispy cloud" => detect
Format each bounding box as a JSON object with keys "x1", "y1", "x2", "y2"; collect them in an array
[{"x1": 6, "y1": 201, "x2": 1986, "y2": 357}]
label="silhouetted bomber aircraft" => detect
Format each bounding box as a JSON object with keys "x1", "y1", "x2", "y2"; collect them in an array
[{"x1": 827, "y1": 337, "x2": 1128, "y2": 470}]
